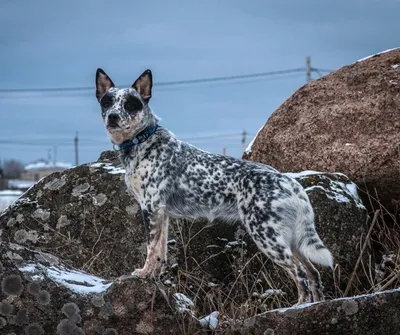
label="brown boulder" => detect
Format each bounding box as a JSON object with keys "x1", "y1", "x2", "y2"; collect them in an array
[{"x1": 243, "y1": 48, "x2": 400, "y2": 213}]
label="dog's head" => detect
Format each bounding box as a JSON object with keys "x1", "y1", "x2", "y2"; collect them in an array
[{"x1": 95, "y1": 69, "x2": 154, "y2": 145}]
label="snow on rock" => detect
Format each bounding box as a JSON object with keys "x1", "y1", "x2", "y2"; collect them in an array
[
  {"x1": 284, "y1": 171, "x2": 365, "y2": 209},
  {"x1": 283, "y1": 170, "x2": 325, "y2": 179},
  {"x1": 245, "y1": 125, "x2": 265, "y2": 154},
  {"x1": 356, "y1": 47, "x2": 399, "y2": 62},
  {"x1": 198, "y1": 311, "x2": 219, "y2": 330},
  {"x1": 266, "y1": 287, "x2": 400, "y2": 315},
  {"x1": 19, "y1": 263, "x2": 112, "y2": 294},
  {"x1": 90, "y1": 162, "x2": 126, "y2": 175}
]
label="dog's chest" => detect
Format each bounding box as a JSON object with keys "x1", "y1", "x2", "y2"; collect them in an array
[{"x1": 124, "y1": 159, "x2": 157, "y2": 200}]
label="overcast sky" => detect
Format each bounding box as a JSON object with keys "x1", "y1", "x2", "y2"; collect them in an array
[{"x1": 0, "y1": 0, "x2": 398, "y2": 166}]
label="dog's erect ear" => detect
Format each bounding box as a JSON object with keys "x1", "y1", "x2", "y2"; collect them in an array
[
  {"x1": 96, "y1": 68, "x2": 115, "y2": 101},
  {"x1": 132, "y1": 69, "x2": 152, "y2": 103}
]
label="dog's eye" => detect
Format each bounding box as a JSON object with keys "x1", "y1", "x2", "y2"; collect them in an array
[
  {"x1": 124, "y1": 97, "x2": 143, "y2": 113},
  {"x1": 100, "y1": 95, "x2": 114, "y2": 109}
]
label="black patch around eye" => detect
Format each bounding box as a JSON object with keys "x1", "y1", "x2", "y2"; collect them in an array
[
  {"x1": 100, "y1": 94, "x2": 114, "y2": 109},
  {"x1": 124, "y1": 96, "x2": 143, "y2": 113}
]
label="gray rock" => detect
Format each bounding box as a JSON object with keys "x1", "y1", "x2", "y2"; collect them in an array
[{"x1": 229, "y1": 289, "x2": 400, "y2": 335}]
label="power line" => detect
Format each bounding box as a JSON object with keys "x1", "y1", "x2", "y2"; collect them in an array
[
  {"x1": 312, "y1": 68, "x2": 323, "y2": 78},
  {"x1": 0, "y1": 132, "x2": 254, "y2": 147},
  {"x1": 0, "y1": 68, "x2": 307, "y2": 94},
  {"x1": 312, "y1": 68, "x2": 332, "y2": 73}
]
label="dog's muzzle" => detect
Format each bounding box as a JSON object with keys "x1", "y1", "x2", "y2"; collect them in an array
[{"x1": 107, "y1": 113, "x2": 120, "y2": 128}]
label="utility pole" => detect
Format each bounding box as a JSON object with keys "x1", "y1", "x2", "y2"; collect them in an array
[
  {"x1": 306, "y1": 56, "x2": 312, "y2": 82},
  {"x1": 241, "y1": 130, "x2": 247, "y2": 153},
  {"x1": 74, "y1": 132, "x2": 79, "y2": 166},
  {"x1": 47, "y1": 148, "x2": 52, "y2": 163},
  {"x1": 53, "y1": 146, "x2": 57, "y2": 165}
]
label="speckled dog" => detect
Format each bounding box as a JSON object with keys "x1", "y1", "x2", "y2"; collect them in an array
[{"x1": 95, "y1": 68, "x2": 333, "y2": 304}]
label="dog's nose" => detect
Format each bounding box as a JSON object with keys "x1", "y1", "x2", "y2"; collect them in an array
[{"x1": 107, "y1": 113, "x2": 119, "y2": 127}]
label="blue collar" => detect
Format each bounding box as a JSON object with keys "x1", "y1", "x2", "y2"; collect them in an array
[{"x1": 115, "y1": 124, "x2": 159, "y2": 151}]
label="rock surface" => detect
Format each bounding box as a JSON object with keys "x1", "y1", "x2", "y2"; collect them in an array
[
  {"x1": 243, "y1": 48, "x2": 400, "y2": 213},
  {"x1": 0, "y1": 242, "x2": 181, "y2": 335},
  {"x1": 0, "y1": 157, "x2": 145, "y2": 279},
  {"x1": 230, "y1": 289, "x2": 400, "y2": 335}
]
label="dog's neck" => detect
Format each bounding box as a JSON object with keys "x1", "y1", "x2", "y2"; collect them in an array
[{"x1": 117, "y1": 123, "x2": 159, "y2": 151}]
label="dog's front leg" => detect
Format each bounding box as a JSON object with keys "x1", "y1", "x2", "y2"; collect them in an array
[{"x1": 131, "y1": 209, "x2": 169, "y2": 279}]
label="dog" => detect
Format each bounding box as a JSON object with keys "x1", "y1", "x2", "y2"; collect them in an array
[{"x1": 95, "y1": 68, "x2": 333, "y2": 304}]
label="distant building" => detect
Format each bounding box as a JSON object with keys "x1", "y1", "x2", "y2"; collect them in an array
[{"x1": 21, "y1": 160, "x2": 73, "y2": 182}]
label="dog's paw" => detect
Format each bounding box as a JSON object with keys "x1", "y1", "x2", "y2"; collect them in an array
[
  {"x1": 131, "y1": 268, "x2": 151, "y2": 279},
  {"x1": 114, "y1": 274, "x2": 137, "y2": 283},
  {"x1": 114, "y1": 270, "x2": 149, "y2": 283}
]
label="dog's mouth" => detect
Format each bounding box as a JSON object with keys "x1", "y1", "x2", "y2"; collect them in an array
[{"x1": 106, "y1": 124, "x2": 131, "y2": 132}]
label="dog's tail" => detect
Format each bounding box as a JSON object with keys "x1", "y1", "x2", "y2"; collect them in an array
[{"x1": 294, "y1": 192, "x2": 333, "y2": 268}]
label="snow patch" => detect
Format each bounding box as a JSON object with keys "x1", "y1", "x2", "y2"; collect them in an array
[
  {"x1": 305, "y1": 185, "x2": 349, "y2": 203},
  {"x1": 199, "y1": 311, "x2": 219, "y2": 330},
  {"x1": 283, "y1": 170, "x2": 324, "y2": 178},
  {"x1": 19, "y1": 263, "x2": 112, "y2": 294},
  {"x1": 273, "y1": 301, "x2": 318, "y2": 313},
  {"x1": 266, "y1": 288, "x2": 400, "y2": 314},
  {"x1": 90, "y1": 162, "x2": 125, "y2": 175},
  {"x1": 284, "y1": 171, "x2": 365, "y2": 209},
  {"x1": 356, "y1": 48, "x2": 399, "y2": 62},
  {"x1": 392, "y1": 64, "x2": 400, "y2": 69},
  {"x1": 245, "y1": 125, "x2": 265, "y2": 153},
  {"x1": 341, "y1": 182, "x2": 364, "y2": 209}
]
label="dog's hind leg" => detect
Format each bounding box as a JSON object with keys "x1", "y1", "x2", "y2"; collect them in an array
[
  {"x1": 131, "y1": 209, "x2": 169, "y2": 279},
  {"x1": 294, "y1": 250, "x2": 325, "y2": 302},
  {"x1": 266, "y1": 246, "x2": 311, "y2": 305},
  {"x1": 241, "y1": 215, "x2": 311, "y2": 304}
]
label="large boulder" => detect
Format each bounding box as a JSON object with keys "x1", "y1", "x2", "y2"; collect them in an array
[
  {"x1": 243, "y1": 48, "x2": 400, "y2": 214},
  {"x1": 0, "y1": 155, "x2": 145, "y2": 279},
  {"x1": 0, "y1": 242, "x2": 180, "y2": 335},
  {"x1": 0, "y1": 151, "x2": 371, "y2": 333},
  {"x1": 229, "y1": 288, "x2": 400, "y2": 335}
]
